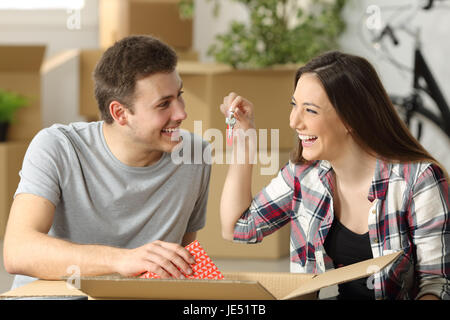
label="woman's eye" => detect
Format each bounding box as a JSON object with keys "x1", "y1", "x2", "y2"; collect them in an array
[
  {"x1": 306, "y1": 108, "x2": 317, "y2": 114},
  {"x1": 178, "y1": 90, "x2": 184, "y2": 98},
  {"x1": 290, "y1": 101, "x2": 296, "y2": 108}
]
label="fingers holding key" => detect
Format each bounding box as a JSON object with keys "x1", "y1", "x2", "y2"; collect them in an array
[{"x1": 220, "y1": 92, "x2": 255, "y2": 130}]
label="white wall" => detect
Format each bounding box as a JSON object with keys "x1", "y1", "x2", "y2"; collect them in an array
[
  {"x1": 0, "y1": 0, "x2": 98, "y2": 59},
  {"x1": 0, "y1": 0, "x2": 99, "y2": 127},
  {"x1": 339, "y1": 0, "x2": 450, "y2": 170}
]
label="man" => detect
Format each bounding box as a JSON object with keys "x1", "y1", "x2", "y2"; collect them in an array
[{"x1": 3, "y1": 35, "x2": 211, "y2": 289}]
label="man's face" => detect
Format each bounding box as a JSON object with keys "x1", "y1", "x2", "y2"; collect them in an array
[{"x1": 125, "y1": 71, "x2": 187, "y2": 153}]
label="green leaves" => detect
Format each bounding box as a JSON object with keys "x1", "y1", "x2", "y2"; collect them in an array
[
  {"x1": 208, "y1": 0, "x2": 348, "y2": 69},
  {"x1": 0, "y1": 89, "x2": 28, "y2": 124}
]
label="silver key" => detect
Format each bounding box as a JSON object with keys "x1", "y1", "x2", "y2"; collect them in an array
[{"x1": 226, "y1": 110, "x2": 236, "y2": 141}]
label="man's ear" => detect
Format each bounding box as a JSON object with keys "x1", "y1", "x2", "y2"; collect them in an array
[{"x1": 109, "y1": 101, "x2": 128, "y2": 125}]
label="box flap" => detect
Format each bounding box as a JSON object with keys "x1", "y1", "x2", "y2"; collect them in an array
[
  {"x1": 0, "y1": 45, "x2": 45, "y2": 72},
  {"x1": 282, "y1": 251, "x2": 402, "y2": 300},
  {"x1": 223, "y1": 271, "x2": 314, "y2": 299},
  {"x1": 80, "y1": 276, "x2": 276, "y2": 300}
]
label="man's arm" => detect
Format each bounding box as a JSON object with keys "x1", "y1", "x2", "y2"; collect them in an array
[
  {"x1": 3, "y1": 194, "x2": 196, "y2": 280},
  {"x1": 181, "y1": 232, "x2": 197, "y2": 247}
]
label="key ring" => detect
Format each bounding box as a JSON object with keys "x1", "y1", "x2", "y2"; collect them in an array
[{"x1": 226, "y1": 109, "x2": 236, "y2": 146}]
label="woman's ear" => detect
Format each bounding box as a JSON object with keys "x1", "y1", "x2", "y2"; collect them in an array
[{"x1": 109, "y1": 101, "x2": 128, "y2": 125}]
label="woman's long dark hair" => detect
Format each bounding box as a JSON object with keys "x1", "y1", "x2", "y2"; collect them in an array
[{"x1": 291, "y1": 50, "x2": 448, "y2": 178}]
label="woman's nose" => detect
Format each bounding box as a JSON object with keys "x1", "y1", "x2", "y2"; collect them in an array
[{"x1": 289, "y1": 107, "x2": 302, "y2": 130}]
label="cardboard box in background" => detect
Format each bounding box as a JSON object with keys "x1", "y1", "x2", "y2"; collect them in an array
[
  {"x1": 99, "y1": 0, "x2": 192, "y2": 50},
  {"x1": 0, "y1": 251, "x2": 402, "y2": 300},
  {"x1": 79, "y1": 50, "x2": 104, "y2": 120},
  {"x1": 0, "y1": 142, "x2": 29, "y2": 238},
  {"x1": 0, "y1": 45, "x2": 45, "y2": 141},
  {"x1": 178, "y1": 61, "x2": 300, "y2": 150},
  {"x1": 198, "y1": 150, "x2": 292, "y2": 259}
]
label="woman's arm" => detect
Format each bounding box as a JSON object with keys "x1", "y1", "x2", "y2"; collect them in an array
[
  {"x1": 410, "y1": 164, "x2": 450, "y2": 300},
  {"x1": 219, "y1": 93, "x2": 256, "y2": 240}
]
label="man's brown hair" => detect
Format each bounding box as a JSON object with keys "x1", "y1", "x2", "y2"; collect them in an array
[{"x1": 93, "y1": 35, "x2": 178, "y2": 123}]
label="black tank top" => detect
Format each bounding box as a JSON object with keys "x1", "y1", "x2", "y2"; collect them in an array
[{"x1": 323, "y1": 217, "x2": 375, "y2": 300}]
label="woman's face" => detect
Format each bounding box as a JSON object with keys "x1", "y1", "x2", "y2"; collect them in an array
[{"x1": 289, "y1": 73, "x2": 350, "y2": 162}]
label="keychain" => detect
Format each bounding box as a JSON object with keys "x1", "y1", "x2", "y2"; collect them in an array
[{"x1": 225, "y1": 109, "x2": 236, "y2": 146}]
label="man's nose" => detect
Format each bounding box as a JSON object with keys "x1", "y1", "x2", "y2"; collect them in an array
[{"x1": 172, "y1": 99, "x2": 187, "y2": 122}]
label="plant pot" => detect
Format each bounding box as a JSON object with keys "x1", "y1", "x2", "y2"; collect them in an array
[{"x1": 0, "y1": 122, "x2": 9, "y2": 142}]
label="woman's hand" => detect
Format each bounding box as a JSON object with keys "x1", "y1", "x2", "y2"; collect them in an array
[{"x1": 220, "y1": 92, "x2": 255, "y2": 131}]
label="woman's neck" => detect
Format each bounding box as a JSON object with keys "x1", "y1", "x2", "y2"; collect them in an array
[{"x1": 329, "y1": 142, "x2": 377, "y2": 188}]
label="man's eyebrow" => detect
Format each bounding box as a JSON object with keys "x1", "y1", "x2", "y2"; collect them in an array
[{"x1": 155, "y1": 81, "x2": 184, "y2": 103}]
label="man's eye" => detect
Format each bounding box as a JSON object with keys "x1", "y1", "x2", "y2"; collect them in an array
[
  {"x1": 158, "y1": 100, "x2": 170, "y2": 108},
  {"x1": 178, "y1": 90, "x2": 184, "y2": 97}
]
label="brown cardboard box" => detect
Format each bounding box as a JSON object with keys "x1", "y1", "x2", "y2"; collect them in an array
[
  {"x1": 178, "y1": 62, "x2": 300, "y2": 150},
  {"x1": 0, "y1": 251, "x2": 402, "y2": 299},
  {"x1": 99, "y1": 0, "x2": 193, "y2": 50},
  {"x1": 78, "y1": 50, "x2": 104, "y2": 120},
  {"x1": 0, "y1": 142, "x2": 29, "y2": 238},
  {"x1": 198, "y1": 149, "x2": 292, "y2": 259},
  {"x1": 0, "y1": 45, "x2": 45, "y2": 141}
]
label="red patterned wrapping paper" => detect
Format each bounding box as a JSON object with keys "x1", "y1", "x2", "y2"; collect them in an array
[{"x1": 139, "y1": 240, "x2": 225, "y2": 280}]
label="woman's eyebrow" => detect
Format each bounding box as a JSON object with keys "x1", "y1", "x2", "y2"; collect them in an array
[{"x1": 302, "y1": 102, "x2": 321, "y2": 108}]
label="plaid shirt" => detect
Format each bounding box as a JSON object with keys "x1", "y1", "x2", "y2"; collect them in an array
[{"x1": 233, "y1": 159, "x2": 450, "y2": 300}]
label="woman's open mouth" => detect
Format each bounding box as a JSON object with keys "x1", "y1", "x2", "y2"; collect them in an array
[{"x1": 299, "y1": 134, "x2": 318, "y2": 147}]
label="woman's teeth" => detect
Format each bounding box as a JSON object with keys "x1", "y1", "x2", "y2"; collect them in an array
[{"x1": 298, "y1": 134, "x2": 317, "y2": 141}]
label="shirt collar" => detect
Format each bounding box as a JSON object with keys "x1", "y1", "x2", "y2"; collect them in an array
[
  {"x1": 318, "y1": 160, "x2": 334, "y2": 196},
  {"x1": 367, "y1": 158, "x2": 392, "y2": 201}
]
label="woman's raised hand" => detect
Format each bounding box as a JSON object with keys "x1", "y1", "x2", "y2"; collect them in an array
[{"x1": 220, "y1": 92, "x2": 255, "y2": 131}]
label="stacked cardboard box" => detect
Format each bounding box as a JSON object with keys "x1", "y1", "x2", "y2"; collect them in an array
[
  {"x1": 0, "y1": 45, "x2": 45, "y2": 237},
  {"x1": 99, "y1": 0, "x2": 197, "y2": 60}
]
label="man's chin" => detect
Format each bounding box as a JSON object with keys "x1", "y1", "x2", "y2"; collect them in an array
[{"x1": 164, "y1": 137, "x2": 183, "y2": 153}]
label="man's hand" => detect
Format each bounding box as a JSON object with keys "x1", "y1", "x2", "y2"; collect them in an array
[{"x1": 114, "y1": 240, "x2": 196, "y2": 279}]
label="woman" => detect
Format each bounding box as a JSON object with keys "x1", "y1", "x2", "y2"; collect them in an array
[{"x1": 219, "y1": 51, "x2": 449, "y2": 300}]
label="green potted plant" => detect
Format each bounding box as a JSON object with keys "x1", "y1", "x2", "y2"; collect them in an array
[
  {"x1": 208, "y1": 0, "x2": 347, "y2": 68},
  {"x1": 0, "y1": 89, "x2": 28, "y2": 142}
]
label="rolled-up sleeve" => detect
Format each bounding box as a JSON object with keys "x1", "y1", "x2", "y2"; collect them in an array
[
  {"x1": 410, "y1": 164, "x2": 450, "y2": 300},
  {"x1": 233, "y1": 162, "x2": 295, "y2": 243}
]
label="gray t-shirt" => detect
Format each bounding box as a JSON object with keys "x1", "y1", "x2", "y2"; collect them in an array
[{"x1": 11, "y1": 121, "x2": 211, "y2": 289}]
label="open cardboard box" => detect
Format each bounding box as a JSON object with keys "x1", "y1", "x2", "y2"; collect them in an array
[{"x1": 1, "y1": 251, "x2": 401, "y2": 300}]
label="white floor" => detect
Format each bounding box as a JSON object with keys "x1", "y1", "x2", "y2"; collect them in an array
[{"x1": 0, "y1": 239, "x2": 337, "y2": 299}]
